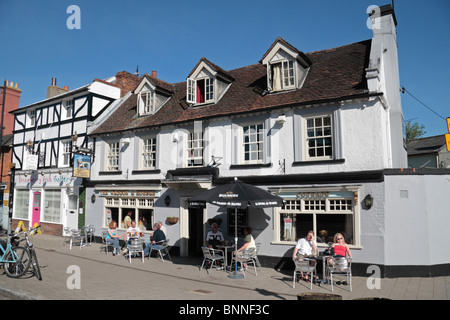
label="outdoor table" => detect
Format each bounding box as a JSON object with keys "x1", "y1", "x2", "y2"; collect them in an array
[
  {"x1": 217, "y1": 245, "x2": 234, "y2": 271},
  {"x1": 314, "y1": 254, "x2": 334, "y2": 284}
]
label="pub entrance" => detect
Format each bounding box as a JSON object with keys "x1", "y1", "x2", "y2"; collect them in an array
[{"x1": 188, "y1": 207, "x2": 203, "y2": 257}]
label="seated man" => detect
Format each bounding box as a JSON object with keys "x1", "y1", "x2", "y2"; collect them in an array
[
  {"x1": 205, "y1": 223, "x2": 224, "y2": 249},
  {"x1": 144, "y1": 223, "x2": 166, "y2": 257},
  {"x1": 121, "y1": 220, "x2": 141, "y2": 254}
]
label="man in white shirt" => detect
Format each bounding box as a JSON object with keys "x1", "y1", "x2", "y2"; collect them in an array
[
  {"x1": 292, "y1": 230, "x2": 317, "y2": 282},
  {"x1": 122, "y1": 220, "x2": 141, "y2": 254},
  {"x1": 292, "y1": 230, "x2": 317, "y2": 259},
  {"x1": 205, "y1": 223, "x2": 224, "y2": 249}
]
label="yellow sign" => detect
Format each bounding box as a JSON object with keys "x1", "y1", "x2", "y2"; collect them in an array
[
  {"x1": 14, "y1": 221, "x2": 27, "y2": 233},
  {"x1": 447, "y1": 117, "x2": 450, "y2": 132},
  {"x1": 32, "y1": 223, "x2": 42, "y2": 234},
  {"x1": 446, "y1": 133, "x2": 450, "y2": 152}
]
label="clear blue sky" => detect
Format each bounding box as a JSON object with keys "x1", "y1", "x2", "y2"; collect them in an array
[{"x1": 1, "y1": 0, "x2": 448, "y2": 137}]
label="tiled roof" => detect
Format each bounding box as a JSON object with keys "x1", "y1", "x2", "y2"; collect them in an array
[
  {"x1": 407, "y1": 135, "x2": 446, "y2": 156},
  {"x1": 92, "y1": 39, "x2": 372, "y2": 135}
]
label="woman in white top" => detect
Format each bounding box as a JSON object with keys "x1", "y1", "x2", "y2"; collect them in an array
[{"x1": 235, "y1": 226, "x2": 256, "y2": 269}]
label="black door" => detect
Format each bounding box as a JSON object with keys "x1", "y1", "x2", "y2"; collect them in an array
[{"x1": 188, "y1": 208, "x2": 203, "y2": 257}]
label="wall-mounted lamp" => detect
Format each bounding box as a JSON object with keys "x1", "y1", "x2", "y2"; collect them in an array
[
  {"x1": 164, "y1": 195, "x2": 171, "y2": 206},
  {"x1": 91, "y1": 194, "x2": 96, "y2": 203},
  {"x1": 275, "y1": 114, "x2": 286, "y2": 124},
  {"x1": 41, "y1": 171, "x2": 45, "y2": 176},
  {"x1": 122, "y1": 138, "x2": 131, "y2": 144},
  {"x1": 58, "y1": 170, "x2": 63, "y2": 175},
  {"x1": 364, "y1": 194, "x2": 374, "y2": 209}
]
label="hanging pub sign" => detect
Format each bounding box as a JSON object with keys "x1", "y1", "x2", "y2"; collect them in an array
[{"x1": 73, "y1": 153, "x2": 91, "y2": 178}]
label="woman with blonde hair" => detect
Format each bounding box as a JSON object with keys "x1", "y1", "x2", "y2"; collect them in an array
[{"x1": 331, "y1": 233, "x2": 352, "y2": 259}]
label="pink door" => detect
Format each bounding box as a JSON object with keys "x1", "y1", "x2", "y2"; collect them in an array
[{"x1": 32, "y1": 192, "x2": 41, "y2": 227}]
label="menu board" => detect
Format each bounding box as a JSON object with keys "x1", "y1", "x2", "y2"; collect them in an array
[{"x1": 227, "y1": 208, "x2": 248, "y2": 237}]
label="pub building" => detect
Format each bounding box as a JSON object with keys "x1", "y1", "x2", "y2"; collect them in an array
[{"x1": 83, "y1": 6, "x2": 450, "y2": 278}]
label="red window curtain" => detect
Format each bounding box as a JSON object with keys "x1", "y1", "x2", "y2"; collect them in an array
[{"x1": 197, "y1": 79, "x2": 205, "y2": 103}]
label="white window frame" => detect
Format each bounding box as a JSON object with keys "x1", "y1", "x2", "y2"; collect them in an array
[
  {"x1": 186, "y1": 77, "x2": 215, "y2": 104},
  {"x1": 141, "y1": 136, "x2": 157, "y2": 169},
  {"x1": 304, "y1": 114, "x2": 333, "y2": 160},
  {"x1": 241, "y1": 123, "x2": 264, "y2": 164},
  {"x1": 63, "y1": 100, "x2": 73, "y2": 119},
  {"x1": 106, "y1": 141, "x2": 120, "y2": 171},
  {"x1": 272, "y1": 189, "x2": 360, "y2": 248},
  {"x1": 28, "y1": 110, "x2": 36, "y2": 126},
  {"x1": 43, "y1": 189, "x2": 62, "y2": 223},
  {"x1": 139, "y1": 90, "x2": 154, "y2": 115},
  {"x1": 61, "y1": 140, "x2": 72, "y2": 167},
  {"x1": 187, "y1": 130, "x2": 204, "y2": 167},
  {"x1": 270, "y1": 59, "x2": 295, "y2": 92}
]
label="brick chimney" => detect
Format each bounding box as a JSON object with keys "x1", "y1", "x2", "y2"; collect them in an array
[
  {"x1": 151, "y1": 71, "x2": 157, "y2": 79},
  {"x1": 1, "y1": 80, "x2": 22, "y2": 135},
  {"x1": 114, "y1": 71, "x2": 142, "y2": 97},
  {"x1": 46, "y1": 78, "x2": 69, "y2": 98}
]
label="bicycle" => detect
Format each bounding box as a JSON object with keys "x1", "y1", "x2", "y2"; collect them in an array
[
  {"x1": 0, "y1": 234, "x2": 31, "y2": 278},
  {"x1": 15, "y1": 225, "x2": 43, "y2": 280}
]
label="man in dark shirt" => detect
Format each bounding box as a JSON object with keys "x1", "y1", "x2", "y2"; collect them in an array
[{"x1": 144, "y1": 223, "x2": 166, "y2": 257}]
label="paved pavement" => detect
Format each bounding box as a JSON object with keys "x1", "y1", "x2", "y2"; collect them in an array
[{"x1": 1, "y1": 234, "x2": 450, "y2": 304}]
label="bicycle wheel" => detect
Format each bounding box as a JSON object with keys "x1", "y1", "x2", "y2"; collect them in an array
[
  {"x1": 4, "y1": 246, "x2": 31, "y2": 278},
  {"x1": 30, "y1": 248, "x2": 42, "y2": 280}
]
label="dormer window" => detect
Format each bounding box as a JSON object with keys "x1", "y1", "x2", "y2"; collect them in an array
[
  {"x1": 261, "y1": 37, "x2": 312, "y2": 93},
  {"x1": 135, "y1": 74, "x2": 173, "y2": 117},
  {"x1": 186, "y1": 57, "x2": 234, "y2": 106},
  {"x1": 270, "y1": 60, "x2": 295, "y2": 91},
  {"x1": 187, "y1": 77, "x2": 214, "y2": 104},
  {"x1": 138, "y1": 90, "x2": 154, "y2": 115}
]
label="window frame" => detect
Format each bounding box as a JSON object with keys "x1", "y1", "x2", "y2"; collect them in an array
[
  {"x1": 241, "y1": 122, "x2": 264, "y2": 164},
  {"x1": 304, "y1": 114, "x2": 333, "y2": 161},
  {"x1": 273, "y1": 191, "x2": 359, "y2": 247},
  {"x1": 106, "y1": 141, "x2": 120, "y2": 171},
  {"x1": 141, "y1": 136, "x2": 157, "y2": 170},
  {"x1": 138, "y1": 90, "x2": 155, "y2": 115},
  {"x1": 186, "y1": 130, "x2": 204, "y2": 167},
  {"x1": 186, "y1": 77, "x2": 215, "y2": 105},
  {"x1": 269, "y1": 59, "x2": 296, "y2": 92}
]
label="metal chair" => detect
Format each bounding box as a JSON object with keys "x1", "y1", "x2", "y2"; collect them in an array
[
  {"x1": 149, "y1": 239, "x2": 171, "y2": 262},
  {"x1": 100, "y1": 231, "x2": 115, "y2": 255},
  {"x1": 293, "y1": 258, "x2": 317, "y2": 290},
  {"x1": 69, "y1": 229, "x2": 84, "y2": 250},
  {"x1": 63, "y1": 227, "x2": 72, "y2": 245},
  {"x1": 200, "y1": 247, "x2": 225, "y2": 274},
  {"x1": 82, "y1": 225, "x2": 95, "y2": 246},
  {"x1": 231, "y1": 247, "x2": 258, "y2": 277},
  {"x1": 127, "y1": 238, "x2": 144, "y2": 263},
  {"x1": 327, "y1": 256, "x2": 352, "y2": 292}
]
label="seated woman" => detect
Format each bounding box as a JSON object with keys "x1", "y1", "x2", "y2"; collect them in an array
[
  {"x1": 331, "y1": 233, "x2": 352, "y2": 259},
  {"x1": 106, "y1": 220, "x2": 122, "y2": 256},
  {"x1": 234, "y1": 226, "x2": 256, "y2": 270}
]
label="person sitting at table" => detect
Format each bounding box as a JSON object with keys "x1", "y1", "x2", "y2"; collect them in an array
[
  {"x1": 105, "y1": 220, "x2": 122, "y2": 256},
  {"x1": 156, "y1": 221, "x2": 167, "y2": 236},
  {"x1": 205, "y1": 223, "x2": 224, "y2": 249},
  {"x1": 233, "y1": 226, "x2": 256, "y2": 270},
  {"x1": 329, "y1": 233, "x2": 352, "y2": 262},
  {"x1": 292, "y1": 230, "x2": 317, "y2": 282},
  {"x1": 121, "y1": 220, "x2": 141, "y2": 254},
  {"x1": 144, "y1": 223, "x2": 166, "y2": 257}
]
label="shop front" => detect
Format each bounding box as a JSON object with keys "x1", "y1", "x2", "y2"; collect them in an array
[{"x1": 12, "y1": 170, "x2": 82, "y2": 235}]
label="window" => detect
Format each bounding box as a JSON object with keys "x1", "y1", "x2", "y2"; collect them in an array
[
  {"x1": 104, "y1": 195, "x2": 155, "y2": 230},
  {"x1": 139, "y1": 90, "x2": 154, "y2": 115},
  {"x1": 141, "y1": 137, "x2": 156, "y2": 169},
  {"x1": 107, "y1": 142, "x2": 120, "y2": 171},
  {"x1": 270, "y1": 60, "x2": 295, "y2": 91},
  {"x1": 61, "y1": 141, "x2": 72, "y2": 167},
  {"x1": 306, "y1": 115, "x2": 333, "y2": 160},
  {"x1": 43, "y1": 190, "x2": 61, "y2": 223},
  {"x1": 277, "y1": 193, "x2": 355, "y2": 245},
  {"x1": 242, "y1": 123, "x2": 264, "y2": 164},
  {"x1": 187, "y1": 131, "x2": 204, "y2": 167},
  {"x1": 64, "y1": 100, "x2": 73, "y2": 118},
  {"x1": 29, "y1": 110, "x2": 36, "y2": 126},
  {"x1": 186, "y1": 77, "x2": 214, "y2": 104},
  {"x1": 13, "y1": 190, "x2": 29, "y2": 220}
]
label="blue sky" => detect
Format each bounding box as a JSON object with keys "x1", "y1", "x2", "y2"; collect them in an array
[{"x1": 0, "y1": 0, "x2": 448, "y2": 137}]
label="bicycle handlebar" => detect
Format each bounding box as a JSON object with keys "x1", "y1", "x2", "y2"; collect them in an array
[{"x1": 10, "y1": 225, "x2": 43, "y2": 237}]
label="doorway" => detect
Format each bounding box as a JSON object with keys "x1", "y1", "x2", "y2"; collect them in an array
[
  {"x1": 188, "y1": 207, "x2": 204, "y2": 257},
  {"x1": 32, "y1": 191, "x2": 41, "y2": 227}
]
